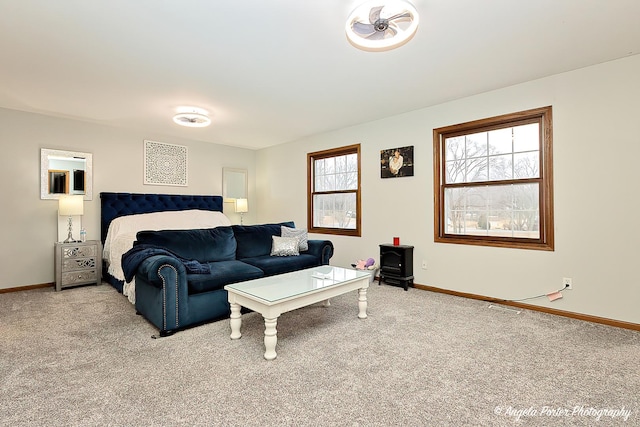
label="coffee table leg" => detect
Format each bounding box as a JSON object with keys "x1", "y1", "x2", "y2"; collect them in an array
[
  {"x1": 229, "y1": 303, "x2": 242, "y2": 339},
  {"x1": 263, "y1": 316, "x2": 278, "y2": 360},
  {"x1": 358, "y1": 287, "x2": 368, "y2": 319}
]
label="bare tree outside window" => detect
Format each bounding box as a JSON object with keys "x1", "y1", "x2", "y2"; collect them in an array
[
  {"x1": 308, "y1": 144, "x2": 361, "y2": 236},
  {"x1": 434, "y1": 107, "x2": 554, "y2": 250}
]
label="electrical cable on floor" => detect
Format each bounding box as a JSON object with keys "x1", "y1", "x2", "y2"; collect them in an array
[
  {"x1": 484, "y1": 283, "x2": 570, "y2": 309},
  {"x1": 507, "y1": 283, "x2": 570, "y2": 302}
]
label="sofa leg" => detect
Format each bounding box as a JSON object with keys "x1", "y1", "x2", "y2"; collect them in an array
[{"x1": 152, "y1": 329, "x2": 175, "y2": 339}]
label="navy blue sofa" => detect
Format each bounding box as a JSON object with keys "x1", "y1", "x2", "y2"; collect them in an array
[{"x1": 129, "y1": 222, "x2": 334, "y2": 336}]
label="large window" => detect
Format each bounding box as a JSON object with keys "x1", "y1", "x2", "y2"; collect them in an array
[
  {"x1": 433, "y1": 106, "x2": 554, "y2": 250},
  {"x1": 308, "y1": 144, "x2": 361, "y2": 236}
]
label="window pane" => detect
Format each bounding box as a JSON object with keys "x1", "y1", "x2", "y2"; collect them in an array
[
  {"x1": 466, "y1": 157, "x2": 488, "y2": 182},
  {"x1": 445, "y1": 136, "x2": 465, "y2": 160},
  {"x1": 323, "y1": 174, "x2": 336, "y2": 191},
  {"x1": 465, "y1": 132, "x2": 487, "y2": 159},
  {"x1": 513, "y1": 123, "x2": 539, "y2": 152},
  {"x1": 336, "y1": 172, "x2": 351, "y2": 191},
  {"x1": 444, "y1": 183, "x2": 539, "y2": 239},
  {"x1": 336, "y1": 155, "x2": 347, "y2": 174},
  {"x1": 444, "y1": 187, "x2": 466, "y2": 234},
  {"x1": 315, "y1": 159, "x2": 325, "y2": 177},
  {"x1": 346, "y1": 172, "x2": 357, "y2": 189},
  {"x1": 488, "y1": 154, "x2": 513, "y2": 180},
  {"x1": 313, "y1": 193, "x2": 357, "y2": 229},
  {"x1": 346, "y1": 153, "x2": 358, "y2": 172},
  {"x1": 445, "y1": 160, "x2": 466, "y2": 184},
  {"x1": 488, "y1": 128, "x2": 512, "y2": 155},
  {"x1": 514, "y1": 152, "x2": 539, "y2": 178},
  {"x1": 314, "y1": 159, "x2": 328, "y2": 191},
  {"x1": 327, "y1": 157, "x2": 337, "y2": 174}
]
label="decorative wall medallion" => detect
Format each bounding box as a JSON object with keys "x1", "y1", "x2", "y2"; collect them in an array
[{"x1": 144, "y1": 140, "x2": 188, "y2": 186}]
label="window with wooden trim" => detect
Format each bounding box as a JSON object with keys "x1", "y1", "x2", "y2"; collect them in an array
[
  {"x1": 433, "y1": 106, "x2": 554, "y2": 250},
  {"x1": 308, "y1": 144, "x2": 361, "y2": 236}
]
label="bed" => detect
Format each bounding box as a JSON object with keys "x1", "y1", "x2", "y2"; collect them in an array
[{"x1": 100, "y1": 192, "x2": 228, "y2": 302}]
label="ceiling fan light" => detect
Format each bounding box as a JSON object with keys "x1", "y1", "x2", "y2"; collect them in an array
[
  {"x1": 172, "y1": 107, "x2": 211, "y2": 127},
  {"x1": 346, "y1": 0, "x2": 419, "y2": 52}
]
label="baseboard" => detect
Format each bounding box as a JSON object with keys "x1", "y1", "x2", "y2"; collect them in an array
[
  {"x1": 414, "y1": 283, "x2": 640, "y2": 332},
  {"x1": 0, "y1": 283, "x2": 53, "y2": 293}
]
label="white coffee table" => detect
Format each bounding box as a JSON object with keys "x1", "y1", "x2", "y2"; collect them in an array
[{"x1": 224, "y1": 266, "x2": 371, "y2": 360}]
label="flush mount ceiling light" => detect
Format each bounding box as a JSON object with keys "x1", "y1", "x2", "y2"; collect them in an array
[
  {"x1": 173, "y1": 107, "x2": 211, "y2": 128},
  {"x1": 346, "y1": 0, "x2": 419, "y2": 52}
]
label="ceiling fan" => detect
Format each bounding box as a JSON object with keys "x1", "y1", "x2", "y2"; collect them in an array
[
  {"x1": 172, "y1": 107, "x2": 211, "y2": 128},
  {"x1": 346, "y1": 0, "x2": 420, "y2": 51}
]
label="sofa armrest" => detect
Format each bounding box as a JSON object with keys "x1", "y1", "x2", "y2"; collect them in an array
[
  {"x1": 135, "y1": 254, "x2": 187, "y2": 288},
  {"x1": 304, "y1": 240, "x2": 334, "y2": 265},
  {"x1": 135, "y1": 255, "x2": 191, "y2": 334}
]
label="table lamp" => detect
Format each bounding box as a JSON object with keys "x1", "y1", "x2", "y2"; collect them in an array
[
  {"x1": 235, "y1": 198, "x2": 248, "y2": 225},
  {"x1": 59, "y1": 195, "x2": 84, "y2": 243}
]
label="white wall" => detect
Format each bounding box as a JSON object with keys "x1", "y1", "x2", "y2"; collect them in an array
[
  {"x1": 0, "y1": 108, "x2": 256, "y2": 289},
  {"x1": 256, "y1": 54, "x2": 640, "y2": 324}
]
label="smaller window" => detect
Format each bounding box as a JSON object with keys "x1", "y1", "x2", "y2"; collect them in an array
[{"x1": 307, "y1": 144, "x2": 361, "y2": 236}]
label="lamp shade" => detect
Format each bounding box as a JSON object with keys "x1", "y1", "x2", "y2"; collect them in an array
[
  {"x1": 234, "y1": 198, "x2": 248, "y2": 213},
  {"x1": 58, "y1": 195, "x2": 84, "y2": 216}
]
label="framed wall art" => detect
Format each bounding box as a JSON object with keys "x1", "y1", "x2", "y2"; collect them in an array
[
  {"x1": 381, "y1": 145, "x2": 414, "y2": 178},
  {"x1": 143, "y1": 140, "x2": 188, "y2": 186}
]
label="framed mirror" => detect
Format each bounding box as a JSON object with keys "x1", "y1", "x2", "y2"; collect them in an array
[
  {"x1": 41, "y1": 148, "x2": 93, "y2": 200},
  {"x1": 222, "y1": 168, "x2": 247, "y2": 201}
]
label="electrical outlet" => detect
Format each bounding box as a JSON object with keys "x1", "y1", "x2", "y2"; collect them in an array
[
  {"x1": 562, "y1": 277, "x2": 573, "y2": 290},
  {"x1": 421, "y1": 260, "x2": 427, "y2": 269}
]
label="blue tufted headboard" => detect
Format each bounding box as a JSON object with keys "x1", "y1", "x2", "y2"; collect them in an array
[{"x1": 100, "y1": 192, "x2": 224, "y2": 243}]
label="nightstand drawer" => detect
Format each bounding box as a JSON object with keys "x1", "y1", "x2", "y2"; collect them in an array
[
  {"x1": 61, "y1": 245, "x2": 98, "y2": 259},
  {"x1": 61, "y1": 257, "x2": 97, "y2": 272},
  {"x1": 61, "y1": 269, "x2": 99, "y2": 286}
]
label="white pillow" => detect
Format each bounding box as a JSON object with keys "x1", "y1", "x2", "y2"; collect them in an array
[
  {"x1": 270, "y1": 236, "x2": 300, "y2": 257},
  {"x1": 281, "y1": 226, "x2": 308, "y2": 251}
]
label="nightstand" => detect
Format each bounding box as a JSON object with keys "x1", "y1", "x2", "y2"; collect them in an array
[
  {"x1": 379, "y1": 244, "x2": 414, "y2": 291},
  {"x1": 54, "y1": 240, "x2": 102, "y2": 291}
]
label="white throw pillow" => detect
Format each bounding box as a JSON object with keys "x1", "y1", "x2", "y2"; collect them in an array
[{"x1": 281, "y1": 226, "x2": 308, "y2": 251}]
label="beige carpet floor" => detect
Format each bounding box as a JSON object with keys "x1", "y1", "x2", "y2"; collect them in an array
[{"x1": 1, "y1": 282, "x2": 638, "y2": 426}]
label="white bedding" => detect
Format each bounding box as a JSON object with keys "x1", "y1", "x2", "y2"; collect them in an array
[{"x1": 103, "y1": 209, "x2": 231, "y2": 304}]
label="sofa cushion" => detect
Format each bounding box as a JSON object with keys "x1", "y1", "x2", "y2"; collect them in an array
[
  {"x1": 232, "y1": 222, "x2": 295, "y2": 259},
  {"x1": 187, "y1": 260, "x2": 264, "y2": 295},
  {"x1": 135, "y1": 226, "x2": 236, "y2": 263},
  {"x1": 270, "y1": 236, "x2": 300, "y2": 256},
  {"x1": 240, "y1": 254, "x2": 320, "y2": 277},
  {"x1": 281, "y1": 226, "x2": 308, "y2": 251}
]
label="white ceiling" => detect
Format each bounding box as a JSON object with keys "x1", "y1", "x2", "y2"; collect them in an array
[{"x1": 1, "y1": 1, "x2": 639, "y2": 150}]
